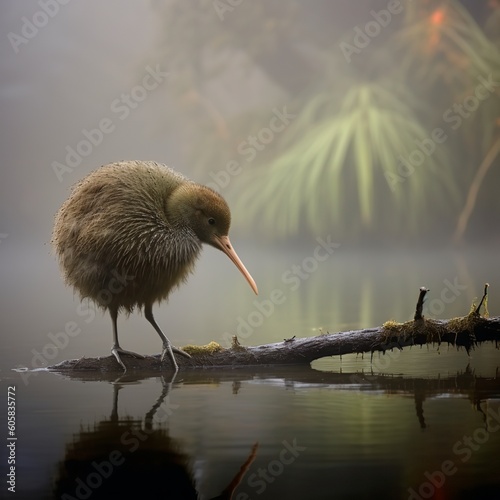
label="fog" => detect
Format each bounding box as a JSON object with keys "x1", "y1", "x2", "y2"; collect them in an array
[
  {"x1": 1, "y1": 1, "x2": 499, "y2": 374},
  {"x1": 1, "y1": 6, "x2": 499, "y2": 497}
]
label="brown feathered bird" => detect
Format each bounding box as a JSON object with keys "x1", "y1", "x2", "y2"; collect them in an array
[{"x1": 52, "y1": 161, "x2": 258, "y2": 371}]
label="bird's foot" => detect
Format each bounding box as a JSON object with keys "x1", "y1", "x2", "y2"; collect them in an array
[
  {"x1": 172, "y1": 346, "x2": 192, "y2": 359},
  {"x1": 160, "y1": 343, "x2": 191, "y2": 372},
  {"x1": 161, "y1": 345, "x2": 178, "y2": 372},
  {"x1": 113, "y1": 347, "x2": 145, "y2": 359},
  {"x1": 111, "y1": 346, "x2": 145, "y2": 372}
]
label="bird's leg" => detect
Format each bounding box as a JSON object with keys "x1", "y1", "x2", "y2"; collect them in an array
[
  {"x1": 109, "y1": 307, "x2": 144, "y2": 372},
  {"x1": 144, "y1": 303, "x2": 191, "y2": 372}
]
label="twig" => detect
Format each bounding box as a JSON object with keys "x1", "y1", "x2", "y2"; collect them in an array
[
  {"x1": 475, "y1": 283, "x2": 489, "y2": 316},
  {"x1": 414, "y1": 287, "x2": 429, "y2": 321}
]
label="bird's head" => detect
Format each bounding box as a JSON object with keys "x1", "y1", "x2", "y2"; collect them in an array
[{"x1": 167, "y1": 183, "x2": 258, "y2": 295}]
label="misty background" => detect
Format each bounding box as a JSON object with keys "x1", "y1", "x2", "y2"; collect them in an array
[{"x1": 1, "y1": 0, "x2": 499, "y2": 374}]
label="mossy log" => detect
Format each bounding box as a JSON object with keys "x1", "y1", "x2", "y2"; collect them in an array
[{"x1": 47, "y1": 286, "x2": 499, "y2": 373}]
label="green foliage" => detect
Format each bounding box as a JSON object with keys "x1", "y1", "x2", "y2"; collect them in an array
[
  {"x1": 152, "y1": 0, "x2": 500, "y2": 241},
  {"x1": 235, "y1": 82, "x2": 457, "y2": 237}
]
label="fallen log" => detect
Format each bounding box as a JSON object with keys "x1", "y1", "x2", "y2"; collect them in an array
[{"x1": 47, "y1": 285, "x2": 499, "y2": 373}]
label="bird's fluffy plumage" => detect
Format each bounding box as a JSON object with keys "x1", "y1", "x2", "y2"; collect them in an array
[{"x1": 51, "y1": 161, "x2": 228, "y2": 312}]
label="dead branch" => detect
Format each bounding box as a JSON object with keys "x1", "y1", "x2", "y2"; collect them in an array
[{"x1": 47, "y1": 285, "x2": 499, "y2": 373}]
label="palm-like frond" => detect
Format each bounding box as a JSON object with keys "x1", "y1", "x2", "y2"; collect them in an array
[{"x1": 233, "y1": 82, "x2": 459, "y2": 238}]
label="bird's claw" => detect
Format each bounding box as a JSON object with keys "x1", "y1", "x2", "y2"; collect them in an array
[
  {"x1": 160, "y1": 343, "x2": 191, "y2": 371},
  {"x1": 161, "y1": 345, "x2": 178, "y2": 371},
  {"x1": 113, "y1": 347, "x2": 145, "y2": 359},
  {"x1": 172, "y1": 346, "x2": 192, "y2": 359},
  {"x1": 111, "y1": 346, "x2": 145, "y2": 372},
  {"x1": 111, "y1": 348, "x2": 127, "y2": 372}
]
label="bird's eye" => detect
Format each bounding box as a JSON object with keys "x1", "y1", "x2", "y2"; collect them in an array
[{"x1": 208, "y1": 218, "x2": 215, "y2": 225}]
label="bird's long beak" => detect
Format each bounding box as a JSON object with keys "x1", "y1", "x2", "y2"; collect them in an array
[{"x1": 213, "y1": 235, "x2": 258, "y2": 295}]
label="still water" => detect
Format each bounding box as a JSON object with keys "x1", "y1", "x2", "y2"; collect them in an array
[
  {"x1": 1, "y1": 244, "x2": 499, "y2": 498},
  {"x1": 4, "y1": 360, "x2": 500, "y2": 499}
]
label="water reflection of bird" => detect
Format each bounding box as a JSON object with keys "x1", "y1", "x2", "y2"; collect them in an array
[
  {"x1": 52, "y1": 161, "x2": 258, "y2": 371},
  {"x1": 52, "y1": 374, "x2": 258, "y2": 499}
]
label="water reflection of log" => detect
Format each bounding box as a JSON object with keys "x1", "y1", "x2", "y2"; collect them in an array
[
  {"x1": 51, "y1": 373, "x2": 257, "y2": 499},
  {"x1": 48, "y1": 366, "x2": 499, "y2": 431},
  {"x1": 48, "y1": 365, "x2": 500, "y2": 399}
]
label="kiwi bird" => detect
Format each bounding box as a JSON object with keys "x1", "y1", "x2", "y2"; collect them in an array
[{"x1": 52, "y1": 161, "x2": 258, "y2": 371}]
